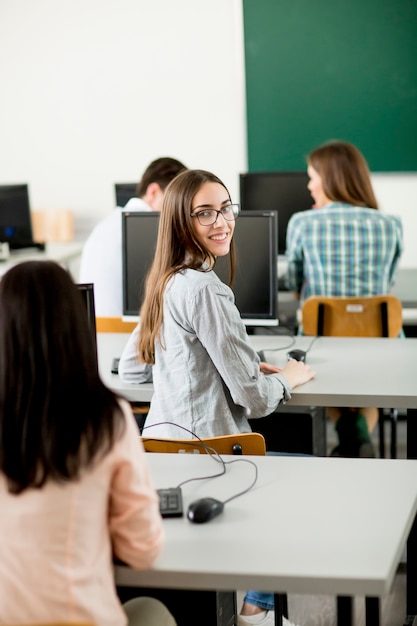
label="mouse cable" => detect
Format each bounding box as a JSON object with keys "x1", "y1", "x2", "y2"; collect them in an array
[
  {"x1": 304, "y1": 334, "x2": 320, "y2": 355},
  {"x1": 142, "y1": 422, "x2": 228, "y2": 486},
  {"x1": 142, "y1": 421, "x2": 259, "y2": 502},
  {"x1": 261, "y1": 334, "x2": 320, "y2": 358},
  {"x1": 257, "y1": 335, "x2": 296, "y2": 356},
  {"x1": 214, "y1": 456, "x2": 258, "y2": 505}
]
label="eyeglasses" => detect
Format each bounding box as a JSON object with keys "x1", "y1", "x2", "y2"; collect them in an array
[{"x1": 190, "y1": 204, "x2": 240, "y2": 226}]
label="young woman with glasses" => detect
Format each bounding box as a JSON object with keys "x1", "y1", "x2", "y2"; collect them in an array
[
  {"x1": 119, "y1": 169, "x2": 315, "y2": 625},
  {"x1": 120, "y1": 168, "x2": 315, "y2": 437}
]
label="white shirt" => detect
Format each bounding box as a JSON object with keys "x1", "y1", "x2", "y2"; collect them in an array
[{"x1": 79, "y1": 198, "x2": 151, "y2": 316}]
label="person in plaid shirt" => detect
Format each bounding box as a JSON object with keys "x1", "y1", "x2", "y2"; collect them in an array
[{"x1": 286, "y1": 140, "x2": 403, "y2": 457}]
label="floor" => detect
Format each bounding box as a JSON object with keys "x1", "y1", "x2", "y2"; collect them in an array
[{"x1": 237, "y1": 417, "x2": 409, "y2": 626}]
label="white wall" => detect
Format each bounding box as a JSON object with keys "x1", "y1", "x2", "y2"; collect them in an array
[
  {"x1": 371, "y1": 173, "x2": 417, "y2": 268},
  {"x1": 0, "y1": 0, "x2": 247, "y2": 235},
  {"x1": 1, "y1": 0, "x2": 416, "y2": 266}
]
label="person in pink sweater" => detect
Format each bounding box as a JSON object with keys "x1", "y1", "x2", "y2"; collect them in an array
[{"x1": 0, "y1": 260, "x2": 176, "y2": 626}]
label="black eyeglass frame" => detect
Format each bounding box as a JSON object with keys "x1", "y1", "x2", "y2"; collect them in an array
[{"x1": 190, "y1": 203, "x2": 240, "y2": 226}]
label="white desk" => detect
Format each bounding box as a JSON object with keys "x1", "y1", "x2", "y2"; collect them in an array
[
  {"x1": 98, "y1": 332, "x2": 417, "y2": 414},
  {"x1": 115, "y1": 453, "x2": 417, "y2": 625},
  {"x1": 98, "y1": 333, "x2": 417, "y2": 457},
  {"x1": 0, "y1": 241, "x2": 83, "y2": 277},
  {"x1": 99, "y1": 332, "x2": 417, "y2": 619}
]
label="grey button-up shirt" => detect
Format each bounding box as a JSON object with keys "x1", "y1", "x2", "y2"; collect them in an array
[{"x1": 119, "y1": 267, "x2": 291, "y2": 438}]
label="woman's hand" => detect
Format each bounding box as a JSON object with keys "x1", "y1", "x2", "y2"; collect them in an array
[
  {"x1": 279, "y1": 358, "x2": 316, "y2": 389},
  {"x1": 259, "y1": 361, "x2": 282, "y2": 375}
]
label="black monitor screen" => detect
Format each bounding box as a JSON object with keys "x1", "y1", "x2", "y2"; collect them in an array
[
  {"x1": 77, "y1": 282, "x2": 97, "y2": 357},
  {"x1": 122, "y1": 211, "x2": 278, "y2": 327},
  {"x1": 0, "y1": 184, "x2": 33, "y2": 247},
  {"x1": 239, "y1": 171, "x2": 313, "y2": 254},
  {"x1": 115, "y1": 183, "x2": 137, "y2": 208}
]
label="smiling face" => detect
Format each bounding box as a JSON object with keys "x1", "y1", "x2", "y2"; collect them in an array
[
  {"x1": 307, "y1": 164, "x2": 330, "y2": 209},
  {"x1": 190, "y1": 181, "x2": 235, "y2": 261}
]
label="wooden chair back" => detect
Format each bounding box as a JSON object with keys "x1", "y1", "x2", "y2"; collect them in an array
[
  {"x1": 301, "y1": 294, "x2": 402, "y2": 338},
  {"x1": 141, "y1": 432, "x2": 266, "y2": 456},
  {"x1": 10, "y1": 623, "x2": 96, "y2": 626},
  {"x1": 96, "y1": 316, "x2": 137, "y2": 333}
]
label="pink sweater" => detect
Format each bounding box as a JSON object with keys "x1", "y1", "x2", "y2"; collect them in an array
[{"x1": 0, "y1": 400, "x2": 164, "y2": 625}]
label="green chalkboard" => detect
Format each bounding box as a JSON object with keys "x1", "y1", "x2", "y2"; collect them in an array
[{"x1": 243, "y1": 0, "x2": 417, "y2": 172}]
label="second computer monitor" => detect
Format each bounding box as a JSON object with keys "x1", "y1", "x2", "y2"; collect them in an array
[
  {"x1": 239, "y1": 171, "x2": 313, "y2": 255},
  {"x1": 122, "y1": 210, "x2": 278, "y2": 327},
  {"x1": 115, "y1": 183, "x2": 137, "y2": 208},
  {"x1": 0, "y1": 184, "x2": 34, "y2": 247}
]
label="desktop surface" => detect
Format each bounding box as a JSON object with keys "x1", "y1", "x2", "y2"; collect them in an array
[
  {"x1": 97, "y1": 333, "x2": 417, "y2": 411},
  {"x1": 115, "y1": 452, "x2": 417, "y2": 598}
]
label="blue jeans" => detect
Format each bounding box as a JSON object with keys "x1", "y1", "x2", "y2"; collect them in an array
[{"x1": 243, "y1": 591, "x2": 274, "y2": 611}]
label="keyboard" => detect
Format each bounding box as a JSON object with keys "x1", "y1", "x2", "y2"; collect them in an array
[
  {"x1": 10, "y1": 240, "x2": 45, "y2": 251},
  {"x1": 157, "y1": 487, "x2": 183, "y2": 518}
]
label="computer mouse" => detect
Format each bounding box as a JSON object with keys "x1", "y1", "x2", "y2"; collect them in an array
[
  {"x1": 187, "y1": 497, "x2": 225, "y2": 524},
  {"x1": 287, "y1": 349, "x2": 307, "y2": 362}
]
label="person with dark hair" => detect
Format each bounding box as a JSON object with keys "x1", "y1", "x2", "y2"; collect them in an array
[
  {"x1": 79, "y1": 156, "x2": 187, "y2": 316},
  {"x1": 0, "y1": 260, "x2": 176, "y2": 626},
  {"x1": 286, "y1": 140, "x2": 403, "y2": 457},
  {"x1": 119, "y1": 169, "x2": 316, "y2": 626}
]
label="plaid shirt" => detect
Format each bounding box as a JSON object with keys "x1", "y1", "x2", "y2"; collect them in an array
[{"x1": 285, "y1": 203, "x2": 403, "y2": 301}]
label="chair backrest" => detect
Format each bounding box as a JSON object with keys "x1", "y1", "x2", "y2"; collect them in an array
[
  {"x1": 96, "y1": 316, "x2": 137, "y2": 333},
  {"x1": 141, "y1": 432, "x2": 266, "y2": 456},
  {"x1": 12, "y1": 623, "x2": 96, "y2": 626},
  {"x1": 301, "y1": 294, "x2": 403, "y2": 338}
]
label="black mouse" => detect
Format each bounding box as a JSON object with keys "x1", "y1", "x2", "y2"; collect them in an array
[
  {"x1": 187, "y1": 497, "x2": 225, "y2": 524},
  {"x1": 287, "y1": 349, "x2": 307, "y2": 362}
]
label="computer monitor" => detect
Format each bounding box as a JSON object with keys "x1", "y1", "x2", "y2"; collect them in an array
[
  {"x1": 77, "y1": 282, "x2": 97, "y2": 357},
  {"x1": 0, "y1": 184, "x2": 34, "y2": 248},
  {"x1": 239, "y1": 171, "x2": 313, "y2": 255},
  {"x1": 115, "y1": 183, "x2": 137, "y2": 207},
  {"x1": 122, "y1": 210, "x2": 278, "y2": 327}
]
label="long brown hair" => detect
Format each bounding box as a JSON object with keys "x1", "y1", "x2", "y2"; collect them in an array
[
  {"x1": 138, "y1": 169, "x2": 236, "y2": 364},
  {"x1": 0, "y1": 261, "x2": 125, "y2": 494},
  {"x1": 308, "y1": 140, "x2": 378, "y2": 209}
]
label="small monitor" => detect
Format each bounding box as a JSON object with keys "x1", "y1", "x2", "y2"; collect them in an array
[
  {"x1": 0, "y1": 184, "x2": 34, "y2": 248},
  {"x1": 115, "y1": 183, "x2": 137, "y2": 208},
  {"x1": 77, "y1": 282, "x2": 97, "y2": 356},
  {"x1": 239, "y1": 171, "x2": 313, "y2": 254},
  {"x1": 122, "y1": 211, "x2": 278, "y2": 327}
]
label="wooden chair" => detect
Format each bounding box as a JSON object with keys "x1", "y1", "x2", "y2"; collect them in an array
[
  {"x1": 96, "y1": 316, "x2": 138, "y2": 333},
  {"x1": 302, "y1": 294, "x2": 403, "y2": 338},
  {"x1": 301, "y1": 294, "x2": 403, "y2": 457},
  {"x1": 141, "y1": 432, "x2": 267, "y2": 455},
  {"x1": 10, "y1": 623, "x2": 96, "y2": 626}
]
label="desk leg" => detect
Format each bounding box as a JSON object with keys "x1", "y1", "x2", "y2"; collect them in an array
[
  {"x1": 365, "y1": 597, "x2": 380, "y2": 626},
  {"x1": 216, "y1": 591, "x2": 237, "y2": 626},
  {"x1": 273, "y1": 594, "x2": 287, "y2": 626},
  {"x1": 407, "y1": 409, "x2": 417, "y2": 459},
  {"x1": 407, "y1": 410, "x2": 417, "y2": 618},
  {"x1": 337, "y1": 596, "x2": 353, "y2": 626},
  {"x1": 407, "y1": 514, "x2": 417, "y2": 619}
]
